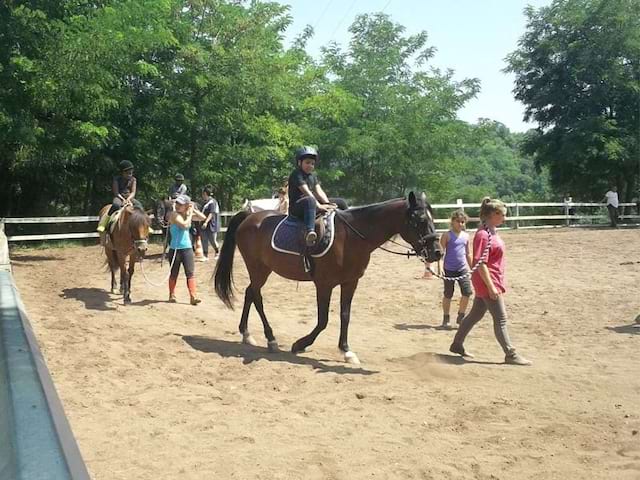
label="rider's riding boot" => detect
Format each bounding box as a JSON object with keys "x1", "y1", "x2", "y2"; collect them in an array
[
  {"x1": 305, "y1": 230, "x2": 317, "y2": 247},
  {"x1": 96, "y1": 214, "x2": 109, "y2": 233},
  {"x1": 187, "y1": 278, "x2": 200, "y2": 305},
  {"x1": 168, "y1": 277, "x2": 177, "y2": 303}
]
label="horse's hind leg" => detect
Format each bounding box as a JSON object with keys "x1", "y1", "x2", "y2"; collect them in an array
[
  {"x1": 239, "y1": 287, "x2": 258, "y2": 346},
  {"x1": 291, "y1": 286, "x2": 333, "y2": 354},
  {"x1": 252, "y1": 287, "x2": 279, "y2": 352},
  {"x1": 239, "y1": 266, "x2": 275, "y2": 351}
]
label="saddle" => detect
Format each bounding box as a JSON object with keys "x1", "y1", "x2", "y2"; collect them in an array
[{"x1": 271, "y1": 211, "x2": 336, "y2": 260}]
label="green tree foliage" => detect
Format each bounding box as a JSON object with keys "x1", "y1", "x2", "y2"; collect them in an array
[
  {"x1": 0, "y1": 1, "x2": 555, "y2": 217},
  {"x1": 449, "y1": 120, "x2": 553, "y2": 202},
  {"x1": 506, "y1": 0, "x2": 640, "y2": 201},
  {"x1": 304, "y1": 14, "x2": 480, "y2": 203}
]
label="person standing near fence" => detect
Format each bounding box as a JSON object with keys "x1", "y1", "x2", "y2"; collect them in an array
[
  {"x1": 440, "y1": 210, "x2": 473, "y2": 328},
  {"x1": 449, "y1": 197, "x2": 531, "y2": 366},
  {"x1": 201, "y1": 185, "x2": 220, "y2": 261},
  {"x1": 602, "y1": 186, "x2": 619, "y2": 228},
  {"x1": 168, "y1": 195, "x2": 206, "y2": 305}
]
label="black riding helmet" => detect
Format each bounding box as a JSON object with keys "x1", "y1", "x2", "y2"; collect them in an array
[
  {"x1": 175, "y1": 173, "x2": 185, "y2": 182},
  {"x1": 119, "y1": 160, "x2": 134, "y2": 171},
  {"x1": 294, "y1": 146, "x2": 318, "y2": 164}
]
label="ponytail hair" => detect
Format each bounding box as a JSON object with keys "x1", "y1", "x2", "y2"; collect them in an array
[{"x1": 479, "y1": 197, "x2": 507, "y2": 222}]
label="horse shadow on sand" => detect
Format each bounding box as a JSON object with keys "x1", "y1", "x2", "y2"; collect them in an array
[
  {"x1": 10, "y1": 254, "x2": 61, "y2": 263},
  {"x1": 605, "y1": 323, "x2": 640, "y2": 335},
  {"x1": 60, "y1": 287, "x2": 164, "y2": 311},
  {"x1": 181, "y1": 335, "x2": 379, "y2": 375}
]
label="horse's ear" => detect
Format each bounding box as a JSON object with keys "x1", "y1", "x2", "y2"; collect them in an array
[
  {"x1": 420, "y1": 192, "x2": 427, "y2": 203},
  {"x1": 408, "y1": 191, "x2": 417, "y2": 209}
]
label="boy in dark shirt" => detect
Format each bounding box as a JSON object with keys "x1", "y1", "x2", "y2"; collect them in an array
[{"x1": 287, "y1": 146, "x2": 347, "y2": 246}]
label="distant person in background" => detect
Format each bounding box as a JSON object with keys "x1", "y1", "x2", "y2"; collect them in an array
[
  {"x1": 563, "y1": 193, "x2": 576, "y2": 224},
  {"x1": 602, "y1": 186, "x2": 619, "y2": 228},
  {"x1": 417, "y1": 263, "x2": 434, "y2": 280},
  {"x1": 277, "y1": 185, "x2": 289, "y2": 214},
  {"x1": 201, "y1": 185, "x2": 221, "y2": 261},
  {"x1": 169, "y1": 173, "x2": 188, "y2": 200}
]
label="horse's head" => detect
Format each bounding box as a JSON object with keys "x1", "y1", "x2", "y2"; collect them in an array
[
  {"x1": 401, "y1": 192, "x2": 442, "y2": 263},
  {"x1": 127, "y1": 207, "x2": 151, "y2": 256}
]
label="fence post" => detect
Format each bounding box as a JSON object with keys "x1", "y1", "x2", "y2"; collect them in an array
[
  {"x1": 564, "y1": 199, "x2": 570, "y2": 227},
  {"x1": 514, "y1": 203, "x2": 520, "y2": 230},
  {"x1": 456, "y1": 198, "x2": 463, "y2": 211},
  {"x1": 0, "y1": 221, "x2": 10, "y2": 272}
]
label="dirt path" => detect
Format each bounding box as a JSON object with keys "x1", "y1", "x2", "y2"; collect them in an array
[{"x1": 11, "y1": 228, "x2": 640, "y2": 480}]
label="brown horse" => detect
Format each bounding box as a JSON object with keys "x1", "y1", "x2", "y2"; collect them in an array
[
  {"x1": 214, "y1": 192, "x2": 442, "y2": 364},
  {"x1": 99, "y1": 204, "x2": 151, "y2": 304}
]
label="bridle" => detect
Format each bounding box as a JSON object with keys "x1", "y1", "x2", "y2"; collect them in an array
[
  {"x1": 335, "y1": 208, "x2": 438, "y2": 260},
  {"x1": 336, "y1": 210, "x2": 493, "y2": 282}
]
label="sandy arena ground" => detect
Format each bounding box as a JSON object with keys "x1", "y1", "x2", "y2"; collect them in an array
[{"x1": 10, "y1": 227, "x2": 640, "y2": 480}]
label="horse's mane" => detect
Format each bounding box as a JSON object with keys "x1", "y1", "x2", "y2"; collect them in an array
[{"x1": 127, "y1": 207, "x2": 150, "y2": 230}]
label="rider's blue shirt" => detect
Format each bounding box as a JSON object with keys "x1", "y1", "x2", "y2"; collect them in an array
[{"x1": 169, "y1": 222, "x2": 192, "y2": 250}]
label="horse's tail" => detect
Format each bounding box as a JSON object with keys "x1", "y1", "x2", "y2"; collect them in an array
[{"x1": 214, "y1": 210, "x2": 250, "y2": 309}]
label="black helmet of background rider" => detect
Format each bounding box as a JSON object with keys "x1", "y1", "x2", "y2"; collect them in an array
[
  {"x1": 174, "y1": 173, "x2": 185, "y2": 182},
  {"x1": 119, "y1": 160, "x2": 134, "y2": 172},
  {"x1": 294, "y1": 146, "x2": 318, "y2": 166}
]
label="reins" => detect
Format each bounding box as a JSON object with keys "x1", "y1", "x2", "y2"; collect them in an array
[
  {"x1": 138, "y1": 228, "x2": 179, "y2": 287},
  {"x1": 335, "y1": 211, "x2": 493, "y2": 281}
]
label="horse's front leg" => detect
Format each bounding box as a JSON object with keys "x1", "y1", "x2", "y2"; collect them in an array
[
  {"x1": 291, "y1": 286, "x2": 332, "y2": 354},
  {"x1": 120, "y1": 255, "x2": 131, "y2": 305},
  {"x1": 127, "y1": 254, "x2": 137, "y2": 304},
  {"x1": 339, "y1": 279, "x2": 360, "y2": 365}
]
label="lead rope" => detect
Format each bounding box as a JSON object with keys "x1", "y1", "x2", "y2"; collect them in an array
[
  {"x1": 139, "y1": 228, "x2": 179, "y2": 287},
  {"x1": 423, "y1": 226, "x2": 493, "y2": 281}
]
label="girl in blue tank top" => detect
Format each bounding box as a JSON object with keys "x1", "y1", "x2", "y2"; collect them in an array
[
  {"x1": 168, "y1": 195, "x2": 206, "y2": 305},
  {"x1": 439, "y1": 210, "x2": 473, "y2": 328}
]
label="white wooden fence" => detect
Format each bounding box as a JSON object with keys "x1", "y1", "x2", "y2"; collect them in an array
[{"x1": 1, "y1": 201, "x2": 638, "y2": 242}]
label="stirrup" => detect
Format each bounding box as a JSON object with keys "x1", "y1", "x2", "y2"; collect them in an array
[{"x1": 305, "y1": 230, "x2": 317, "y2": 246}]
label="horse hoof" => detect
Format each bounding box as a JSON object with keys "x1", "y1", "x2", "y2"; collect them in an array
[
  {"x1": 344, "y1": 351, "x2": 360, "y2": 365},
  {"x1": 267, "y1": 340, "x2": 280, "y2": 353},
  {"x1": 111, "y1": 288, "x2": 118, "y2": 295},
  {"x1": 241, "y1": 333, "x2": 258, "y2": 346},
  {"x1": 124, "y1": 298, "x2": 132, "y2": 305}
]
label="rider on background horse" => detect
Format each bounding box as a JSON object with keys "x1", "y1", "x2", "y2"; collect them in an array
[
  {"x1": 97, "y1": 160, "x2": 143, "y2": 232},
  {"x1": 287, "y1": 146, "x2": 348, "y2": 246},
  {"x1": 168, "y1": 173, "x2": 188, "y2": 202}
]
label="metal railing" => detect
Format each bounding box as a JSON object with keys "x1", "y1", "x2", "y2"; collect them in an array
[{"x1": 0, "y1": 222, "x2": 90, "y2": 479}]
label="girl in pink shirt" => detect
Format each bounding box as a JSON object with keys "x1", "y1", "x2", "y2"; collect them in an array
[{"x1": 450, "y1": 197, "x2": 531, "y2": 366}]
